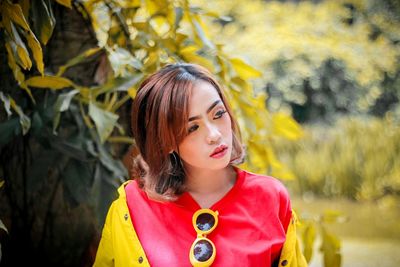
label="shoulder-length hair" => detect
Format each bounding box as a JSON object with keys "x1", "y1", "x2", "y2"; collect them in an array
[{"x1": 131, "y1": 63, "x2": 244, "y2": 201}]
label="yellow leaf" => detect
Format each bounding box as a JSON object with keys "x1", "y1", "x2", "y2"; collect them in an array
[
  {"x1": 1, "y1": 13, "x2": 13, "y2": 37},
  {"x1": 302, "y1": 222, "x2": 316, "y2": 262},
  {"x1": 17, "y1": 45, "x2": 32, "y2": 70},
  {"x1": 128, "y1": 87, "x2": 137, "y2": 99},
  {"x1": 9, "y1": 22, "x2": 32, "y2": 70},
  {"x1": 144, "y1": 51, "x2": 159, "y2": 69},
  {"x1": 194, "y1": 15, "x2": 212, "y2": 47},
  {"x1": 107, "y1": 136, "x2": 135, "y2": 144},
  {"x1": 25, "y1": 76, "x2": 75, "y2": 90},
  {"x1": 180, "y1": 45, "x2": 197, "y2": 54},
  {"x1": 19, "y1": 0, "x2": 30, "y2": 19},
  {"x1": 25, "y1": 31, "x2": 44, "y2": 75},
  {"x1": 0, "y1": 180, "x2": 4, "y2": 188},
  {"x1": 176, "y1": 33, "x2": 188, "y2": 46},
  {"x1": 150, "y1": 16, "x2": 170, "y2": 37},
  {"x1": 231, "y1": 76, "x2": 252, "y2": 92},
  {"x1": 54, "y1": 0, "x2": 72, "y2": 8},
  {"x1": 57, "y1": 47, "x2": 102, "y2": 76},
  {"x1": 5, "y1": 42, "x2": 34, "y2": 103},
  {"x1": 5, "y1": 42, "x2": 25, "y2": 84},
  {"x1": 272, "y1": 112, "x2": 303, "y2": 140},
  {"x1": 180, "y1": 45, "x2": 214, "y2": 72},
  {"x1": 320, "y1": 226, "x2": 341, "y2": 267},
  {"x1": 230, "y1": 58, "x2": 262, "y2": 80},
  {"x1": 145, "y1": 0, "x2": 168, "y2": 16},
  {"x1": 3, "y1": 1, "x2": 30, "y2": 30},
  {"x1": 78, "y1": 87, "x2": 91, "y2": 100},
  {"x1": 118, "y1": 0, "x2": 141, "y2": 8}
]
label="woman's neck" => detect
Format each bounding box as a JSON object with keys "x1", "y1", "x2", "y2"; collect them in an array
[{"x1": 185, "y1": 166, "x2": 237, "y2": 208}]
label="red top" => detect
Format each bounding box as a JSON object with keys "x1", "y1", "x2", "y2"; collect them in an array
[{"x1": 125, "y1": 167, "x2": 292, "y2": 267}]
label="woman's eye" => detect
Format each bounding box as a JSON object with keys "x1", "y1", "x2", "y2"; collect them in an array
[
  {"x1": 188, "y1": 124, "x2": 199, "y2": 133},
  {"x1": 214, "y1": 110, "x2": 227, "y2": 119}
]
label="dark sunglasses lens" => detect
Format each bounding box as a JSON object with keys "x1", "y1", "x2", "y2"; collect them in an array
[
  {"x1": 196, "y1": 213, "x2": 215, "y2": 231},
  {"x1": 193, "y1": 239, "x2": 213, "y2": 262}
]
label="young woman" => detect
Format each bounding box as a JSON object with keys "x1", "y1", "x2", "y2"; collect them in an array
[{"x1": 93, "y1": 63, "x2": 307, "y2": 267}]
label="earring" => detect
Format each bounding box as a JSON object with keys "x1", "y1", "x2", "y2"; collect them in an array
[{"x1": 170, "y1": 152, "x2": 178, "y2": 164}]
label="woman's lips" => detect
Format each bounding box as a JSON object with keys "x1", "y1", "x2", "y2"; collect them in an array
[{"x1": 210, "y1": 145, "x2": 228, "y2": 158}]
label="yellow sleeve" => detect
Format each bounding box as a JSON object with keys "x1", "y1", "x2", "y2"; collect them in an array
[
  {"x1": 278, "y1": 210, "x2": 308, "y2": 267},
  {"x1": 93, "y1": 203, "x2": 115, "y2": 267}
]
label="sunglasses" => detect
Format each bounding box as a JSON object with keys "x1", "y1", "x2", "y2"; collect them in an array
[{"x1": 189, "y1": 208, "x2": 219, "y2": 267}]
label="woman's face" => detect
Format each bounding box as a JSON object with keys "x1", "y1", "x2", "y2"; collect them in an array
[{"x1": 177, "y1": 80, "x2": 233, "y2": 173}]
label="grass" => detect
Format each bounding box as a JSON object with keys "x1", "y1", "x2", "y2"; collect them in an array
[{"x1": 292, "y1": 196, "x2": 400, "y2": 267}]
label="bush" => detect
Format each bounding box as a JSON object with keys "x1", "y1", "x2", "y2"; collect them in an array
[{"x1": 274, "y1": 115, "x2": 400, "y2": 201}]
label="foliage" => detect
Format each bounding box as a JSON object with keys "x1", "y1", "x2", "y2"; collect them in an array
[
  {"x1": 299, "y1": 210, "x2": 346, "y2": 267},
  {"x1": 273, "y1": 115, "x2": 400, "y2": 201},
  {"x1": 192, "y1": 0, "x2": 400, "y2": 122},
  {"x1": 0, "y1": 180, "x2": 7, "y2": 264},
  {"x1": 0, "y1": 0, "x2": 301, "y2": 265}
]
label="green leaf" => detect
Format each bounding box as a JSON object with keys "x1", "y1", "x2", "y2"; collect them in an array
[
  {"x1": 28, "y1": 149, "x2": 58, "y2": 192},
  {"x1": 31, "y1": 111, "x2": 44, "y2": 136},
  {"x1": 49, "y1": 135, "x2": 89, "y2": 162},
  {"x1": 9, "y1": 98, "x2": 30, "y2": 134},
  {"x1": 25, "y1": 76, "x2": 75, "y2": 89},
  {"x1": 31, "y1": 0, "x2": 55, "y2": 45},
  {"x1": 97, "y1": 142, "x2": 128, "y2": 179},
  {"x1": 91, "y1": 163, "x2": 119, "y2": 226},
  {"x1": 55, "y1": 89, "x2": 79, "y2": 112},
  {"x1": 89, "y1": 102, "x2": 119, "y2": 143},
  {"x1": 62, "y1": 159, "x2": 93, "y2": 206},
  {"x1": 52, "y1": 89, "x2": 79, "y2": 132},
  {"x1": 0, "y1": 117, "x2": 21, "y2": 148}
]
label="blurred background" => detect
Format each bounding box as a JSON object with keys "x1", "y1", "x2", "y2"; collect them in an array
[{"x1": 0, "y1": 0, "x2": 399, "y2": 266}]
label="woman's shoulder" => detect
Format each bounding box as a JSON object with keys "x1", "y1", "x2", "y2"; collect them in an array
[
  {"x1": 238, "y1": 168, "x2": 290, "y2": 199},
  {"x1": 107, "y1": 180, "x2": 142, "y2": 211}
]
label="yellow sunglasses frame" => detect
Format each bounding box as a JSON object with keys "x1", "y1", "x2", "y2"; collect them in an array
[{"x1": 189, "y1": 209, "x2": 219, "y2": 267}]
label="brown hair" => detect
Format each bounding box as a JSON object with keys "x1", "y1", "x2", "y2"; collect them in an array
[{"x1": 131, "y1": 63, "x2": 244, "y2": 201}]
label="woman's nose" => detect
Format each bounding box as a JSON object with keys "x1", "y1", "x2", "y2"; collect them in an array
[{"x1": 206, "y1": 123, "x2": 222, "y2": 144}]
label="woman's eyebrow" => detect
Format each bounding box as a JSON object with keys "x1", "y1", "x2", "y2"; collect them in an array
[{"x1": 188, "y1": 100, "x2": 221, "y2": 122}]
